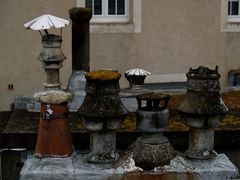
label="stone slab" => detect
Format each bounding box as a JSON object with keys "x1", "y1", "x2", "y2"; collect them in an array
[
  {"x1": 156, "y1": 154, "x2": 239, "y2": 180},
  {"x1": 34, "y1": 90, "x2": 72, "y2": 104},
  {"x1": 20, "y1": 153, "x2": 142, "y2": 180}
]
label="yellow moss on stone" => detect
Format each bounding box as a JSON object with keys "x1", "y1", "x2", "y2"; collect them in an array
[{"x1": 86, "y1": 70, "x2": 121, "y2": 81}]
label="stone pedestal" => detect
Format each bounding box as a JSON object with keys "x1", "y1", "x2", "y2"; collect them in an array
[
  {"x1": 88, "y1": 132, "x2": 119, "y2": 163},
  {"x1": 158, "y1": 154, "x2": 239, "y2": 180},
  {"x1": 20, "y1": 153, "x2": 142, "y2": 180},
  {"x1": 186, "y1": 128, "x2": 216, "y2": 159}
]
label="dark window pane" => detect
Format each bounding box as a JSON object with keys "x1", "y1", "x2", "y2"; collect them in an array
[
  {"x1": 94, "y1": 0, "x2": 102, "y2": 15},
  {"x1": 117, "y1": 0, "x2": 125, "y2": 15},
  {"x1": 109, "y1": 0, "x2": 116, "y2": 15},
  {"x1": 232, "y1": 1, "x2": 239, "y2": 15},
  {"x1": 86, "y1": 0, "x2": 92, "y2": 10}
]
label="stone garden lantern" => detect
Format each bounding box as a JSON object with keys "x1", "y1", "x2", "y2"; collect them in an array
[
  {"x1": 24, "y1": 14, "x2": 73, "y2": 157},
  {"x1": 78, "y1": 70, "x2": 128, "y2": 163},
  {"x1": 130, "y1": 92, "x2": 176, "y2": 169},
  {"x1": 157, "y1": 66, "x2": 238, "y2": 180},
  {"x1": 178, "y1": 66, "x2": 228, "y2": 159}
]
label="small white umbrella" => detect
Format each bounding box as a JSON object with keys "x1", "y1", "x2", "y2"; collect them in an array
[
  {"x1": 24, "y1": 14, "x2": 69, "y2": 36},
  {"x1": 125, "y1": 68, "x2": 151, "y2": 76},
  {"x1": 24, "y1": 14, "x2": 69, "y2": 30}
]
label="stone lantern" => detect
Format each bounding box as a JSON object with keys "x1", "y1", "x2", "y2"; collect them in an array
[
  {"x1": 38, "y1": 34, "x2": 66, "y2": 88},
  {"x1": 157, "y1": 66, "x2": 238, "y2": 180},
  {"x1": 178, "y1": 66, "x2": 228, "y2": 159},
  {"x1": 78, "y1": 70, "x2": 128, "y2": 163},
  {"x1": 24, "y1": 14, "x2": 73, "y2": 157},
  {"x1": 129, "y1": 92, "x2": 176, "y2": 169}
]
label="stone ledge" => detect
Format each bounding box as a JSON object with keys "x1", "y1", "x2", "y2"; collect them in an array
[
  {"x1": 157, "y1": 154, "x2": 239, "y2": 180},
  {"x1": 20, "y1": 153, "x2": 142, "y2": 180}
]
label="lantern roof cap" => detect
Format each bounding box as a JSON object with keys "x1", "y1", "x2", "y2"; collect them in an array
[
  {"x1": 125, "y1": 68, "x2": 151, "y2": 76},
  {"x1": 24, "y1": 14, "x2": 69, "y2": 30}
]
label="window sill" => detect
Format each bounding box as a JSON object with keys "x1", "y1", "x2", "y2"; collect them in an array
[
  {"x1": 228, "y1": 16, "x2": 240, "y2": 23},
  {"x1": 221, "y1": 16, "x2": 240, "y2": 32},
  {"x1": 90, "y1": 22, "x2": 137, "y2": 33},
  {"x1": 90, "y1": 15, "x2": 129, "y2": 23}
]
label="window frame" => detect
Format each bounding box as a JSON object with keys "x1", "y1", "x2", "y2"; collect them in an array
[
  {"x1": 88, "y1": 0, "x2": 129, "y2": 23},
  {"x1": 228, "y1": 0, "x2": 240, "y2": 23},
  {"x1": 76, "y1": 0, "x2": 142, "y2": 33},
  {"x1": 221, "y1": 0, "x2": 240, "y2": 32}
]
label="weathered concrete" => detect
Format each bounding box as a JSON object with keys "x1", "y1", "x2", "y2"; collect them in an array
[
  {"x1": 20, "y1": 153, "x2": 142, "y2": 180},
  {"x1": 158, "y1": 154, "x2": 239, "y2": 180},
  {"x1": 34, "y1": 90, "x2": 72, "y2": 104}
]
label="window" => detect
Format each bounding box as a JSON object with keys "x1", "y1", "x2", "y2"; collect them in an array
[
  {"x1": 76, "y1": 0, "x2": 142, "y2": 33},
  {"x1": 227, "y1": 0, "x2": 240, "y2": 23},
  {"x1": 228, "y1": 0, "x2": 239, "y2": 16},
  {"x1": 221, "y1": 0, "x2": 240, "y2": 32},
  {"x1": 85, "y1": 0, "x2": 129, "y2": 23}
]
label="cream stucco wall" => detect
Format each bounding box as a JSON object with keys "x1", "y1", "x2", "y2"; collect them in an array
[
  {"x1": 0, "y1": 0, "x2": 75, "y2": 110},
  {"x1": 90, "y1": 0, "x2": 236, "y2": 88},
  {"x1": 1, "y1": 0, "x2": 240, "y2": 110}
]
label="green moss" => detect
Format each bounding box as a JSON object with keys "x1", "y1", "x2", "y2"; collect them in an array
[
  {"x1": 69, "y1": 7, "x2": 92, "y2": 20},
  {"x1": 86, "y1": 70, "x2": 121, "y2": 81}
]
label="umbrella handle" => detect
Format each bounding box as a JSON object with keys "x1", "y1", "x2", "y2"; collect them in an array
[
  {"x1": 44, "y1": 29, "x2": 49, "y2": 35},
  {"x1": 39, "y1": 30, "x2": 43, "y2": 38}
]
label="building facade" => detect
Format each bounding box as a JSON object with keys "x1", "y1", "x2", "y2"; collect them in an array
[{"x1": 0, "y1": 0, "x2": 240, "y2": 110}]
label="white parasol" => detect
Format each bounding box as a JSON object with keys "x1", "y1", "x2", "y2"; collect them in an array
[
  {"x1": 24, "y1": 14, "x2": 69, "y2": 30},
  {"x1": 125, "y1": 68, "x2": 151, "y2": 76}
]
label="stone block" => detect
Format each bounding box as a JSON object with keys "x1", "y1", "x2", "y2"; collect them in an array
[{"x1": 157, "y1": 154, "x2": 239, "y2": 180}]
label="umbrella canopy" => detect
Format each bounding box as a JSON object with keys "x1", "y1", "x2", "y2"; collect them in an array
[
  {"x1": 125, "y1": 68, "x2": 151, "y2": 76},
  {"x1": 24, "y1": 14, "x2": 69, "y2": 30}
]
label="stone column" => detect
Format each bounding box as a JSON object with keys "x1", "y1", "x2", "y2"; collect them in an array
[
  {"x1": 69, "y1": 7, "x2": 92, "y2": 72},
  {"x1": 68, "y1": 7, "x2": 92, "y2": 112}
]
